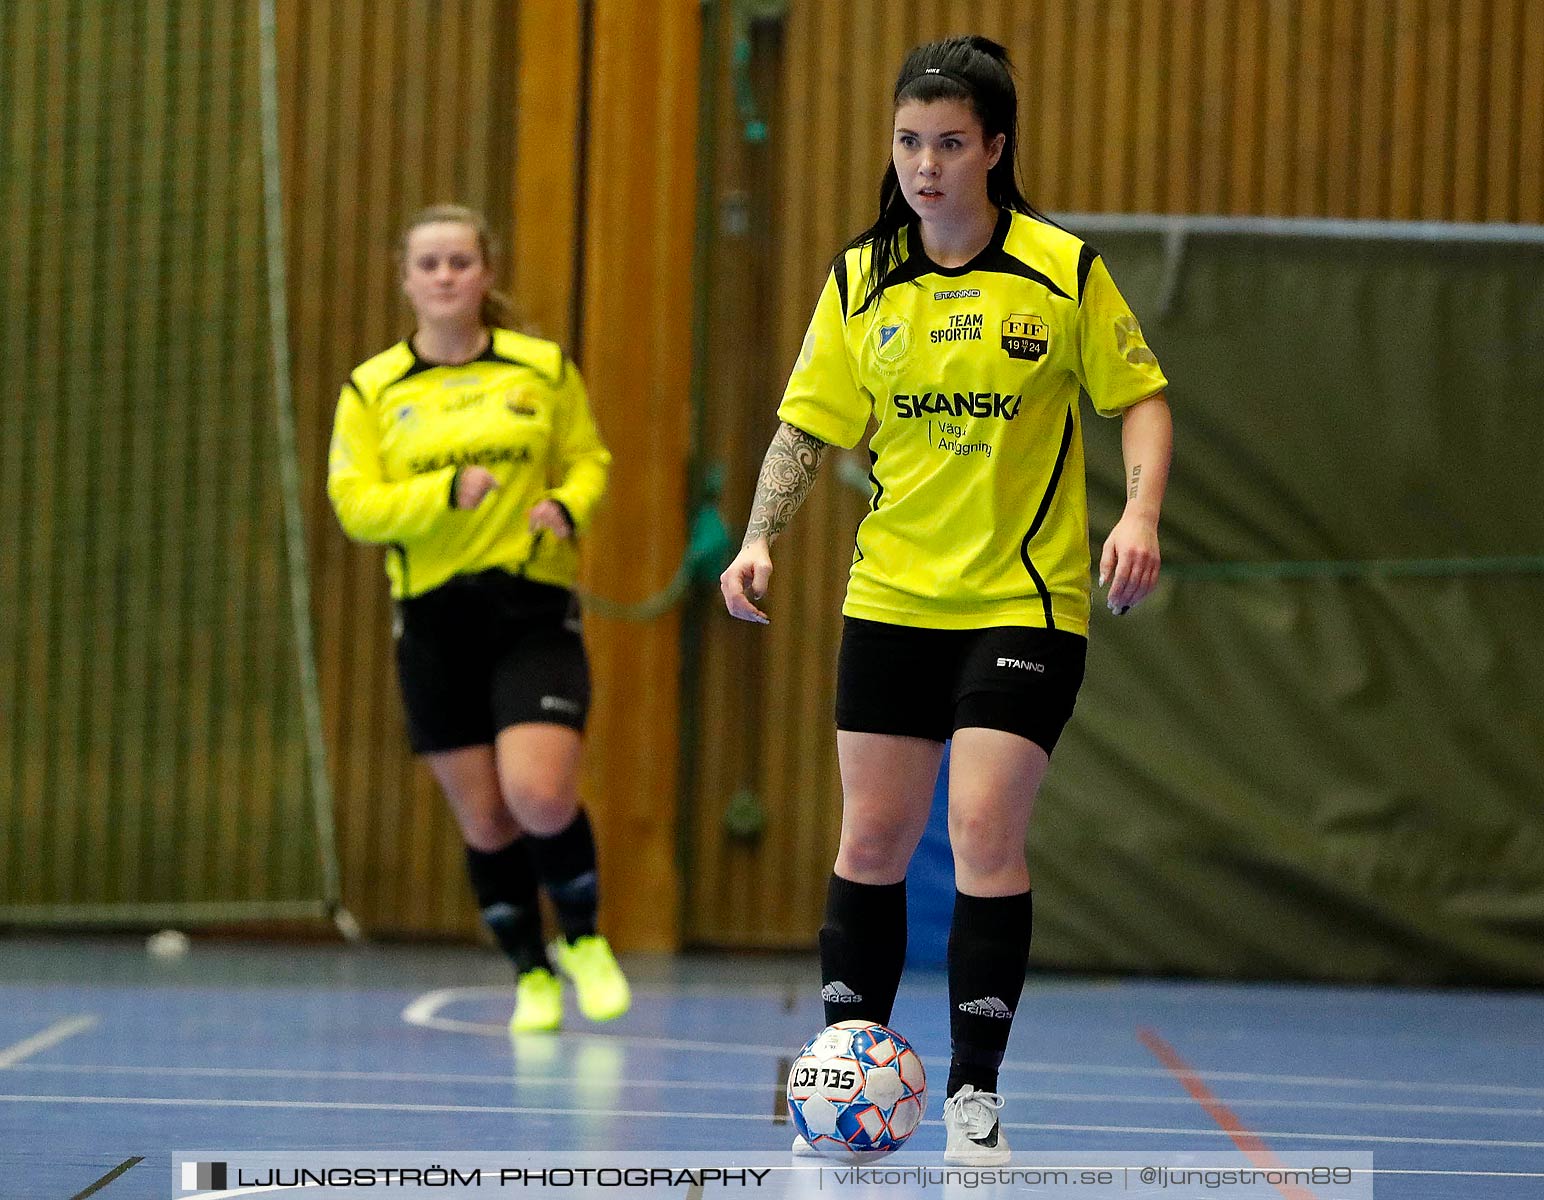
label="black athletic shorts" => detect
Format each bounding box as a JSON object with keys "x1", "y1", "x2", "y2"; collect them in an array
[
  {"x1": 835, "y1": 617, "x2": 1087, "y2": 753},
  {"x1": 394, "y1": 569, "x2": 590, "y2": 754}
]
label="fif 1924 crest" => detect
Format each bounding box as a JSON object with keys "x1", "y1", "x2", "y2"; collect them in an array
[{"x1": 1002, "y1": 313, "x2": 1049, "y2": 361}]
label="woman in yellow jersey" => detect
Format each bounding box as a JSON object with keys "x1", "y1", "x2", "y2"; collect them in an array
[
  {"x1": 721, "y1": 38, "x2": 1172, "y2": 1162},
  {"x1": 329, "y1": 205, "x2": 628, "y2": 1034}
]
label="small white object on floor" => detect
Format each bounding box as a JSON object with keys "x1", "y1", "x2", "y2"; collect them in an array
[{"x1": 146, "y1": 929, "x2": 190, "y2": 960}]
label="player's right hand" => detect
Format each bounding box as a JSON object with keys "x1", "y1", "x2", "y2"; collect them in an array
[
  {"x1": 720, "y1": 539, "x2": 773, "y2": 624},
  {"x1": 454, "y1": 465, "x2": 499, "y2": 510}
]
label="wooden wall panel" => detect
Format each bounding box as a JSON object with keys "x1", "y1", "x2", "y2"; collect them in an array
[
  {"x1": 684, "y1": 4, "x2": 789, "y2": 944},
  {"x1": 1520, "y1": 0, "x2": 1544, "y2": 222},
  {"x1": 684, "y1": 0, "x2": 1544, "y2": 948},
  {"x1": 1324, "y1": 2, "x2": 1359, "y2": 215},
  {"x1": 0, "y1": 0, "x2": 318, "y2": 916},
  {"x1": 569, "y1": 0, "x2": 699, "y2": 952},
  {"x1": 700, "y1": 0, "x2": 1543, "y2": 226},
  {"x1": 512, "y1": 0, "x2": 583, "y2": 348}
]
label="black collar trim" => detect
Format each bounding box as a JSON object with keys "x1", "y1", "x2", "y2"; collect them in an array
[
  {"x1": 852, "y1": 210, "x2": 1070, "y2": 316},
  {"x1": 404, "y1": 332, "x2": 497, "y2": 374}
]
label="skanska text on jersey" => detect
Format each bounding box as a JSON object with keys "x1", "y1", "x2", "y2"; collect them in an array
[
  {"x1": 892, "y1": 391, "x2": 1023, "y2": 420},
  {"x1": 409, "y1": 445, "x2": 532, "y2": 474}
]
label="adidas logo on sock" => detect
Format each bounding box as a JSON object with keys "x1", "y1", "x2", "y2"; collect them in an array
[
  {"x1": 957, "y1": 996, "x2": 1014, "y2": 1019},
  {"x1": 821, "y1": 981, "x2": 863, "y2": 1004}
]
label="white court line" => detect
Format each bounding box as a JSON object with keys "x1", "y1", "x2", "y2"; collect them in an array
[
  {"x1": 404, "y1": 987, "x2": 791, "y2": 1052},
  {"x1": 6, "y1": 1092, "x2": 1544, "y2": 1150},
  {"x1": 1025, "y1": 1092, "x2": 1544, "y2": 1118},
  {"x1": 1374, "y1": 1169, "x2": 1544, "y2": 1178},
  {"x1": 11, "y1": 1063, "x2": 1544, "y2": 1120},
  {"x1": 0, "y1": 1015, "x2": 98, "y2": 1069},
  {"x1": 1030, "y1": 1061, "x2": 1544, "y2": 1100},
  {"x1": 403, "y1": 986, "x2": 1544, "y2": 1099},
  {"x1": 0, "y1": 1093, "x2": 835, "y2": 1120},
  {"x1": 17, "y1": 1062, "x2": 757, "y2": 1097},
  {"x1": 1011, "y1": 1120, "x2": 1544, "y2": 1149}
]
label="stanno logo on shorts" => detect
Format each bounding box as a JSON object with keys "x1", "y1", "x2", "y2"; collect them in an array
[
  {"x1": 997, "y1": 657, "x2": 1045, "y2": 672},
  {"x1": 540, "y1": 695, "x2": 581, "y2": 715}
]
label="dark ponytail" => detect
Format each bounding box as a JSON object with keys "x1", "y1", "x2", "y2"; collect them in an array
[{"x1": 847, "y1": 36, "x2": 1057, "y2": 312}]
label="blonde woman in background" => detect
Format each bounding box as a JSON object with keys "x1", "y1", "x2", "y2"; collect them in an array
[{"x1": 329, "y1": 205, "x2": 629, "y2": 1033}]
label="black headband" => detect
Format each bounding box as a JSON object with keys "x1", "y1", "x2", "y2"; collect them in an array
[{"x1": 910, "y1": 65, "x2": 973, "y2": 91}]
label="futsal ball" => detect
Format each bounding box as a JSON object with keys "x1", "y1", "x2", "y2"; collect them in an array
[{"x1": 786, "y1": 1020, "x2": 926, "y2": 1155}]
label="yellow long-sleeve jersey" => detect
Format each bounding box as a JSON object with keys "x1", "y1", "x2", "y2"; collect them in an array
[{"x1": 328, "y1": 327, "x2": 610, "y2": 599}]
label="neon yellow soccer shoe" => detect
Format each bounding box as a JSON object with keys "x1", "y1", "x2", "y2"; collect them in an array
[
  {"x1": 509, "y1": 966, "x2": 562, "y2": 1034},
  {"x1": 548, "y1": 935, "x2": 631, "y2": 1022}
]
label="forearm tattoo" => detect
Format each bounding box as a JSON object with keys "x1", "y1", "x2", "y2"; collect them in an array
[
  {"x1": 1127, "y1": 463, "x2": 1142, "y2": 501},
  {"x1": 743, "y1": 422, "x2": 828, "y2": 546}
]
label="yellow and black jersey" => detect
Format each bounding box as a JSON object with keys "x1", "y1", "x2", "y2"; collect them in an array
[
  {"x1": 778, "y1": 209, "x2": 1167, "y2": 634},
  {"x1": 328, "y1": 327, "x2": 610, "y2": 599}
]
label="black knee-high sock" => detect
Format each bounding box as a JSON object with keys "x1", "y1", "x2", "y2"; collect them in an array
[
  {"x1": 528, "y1": 809, "x2": 599, "y2": 942},
  {"x1": 464, "y1": 838, "x2": 549, "y2": 976},
  {"x1": 818, "y1": 874, "x2": 908, "y2": 1027},
  {"x1": 946, "y1": 889, "x2": 1032, "y2": 1097}
]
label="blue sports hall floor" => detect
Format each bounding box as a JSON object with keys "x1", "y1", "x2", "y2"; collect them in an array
[{"x1": 3, "y1": 935, "x2": 1542, "y2": 1198}]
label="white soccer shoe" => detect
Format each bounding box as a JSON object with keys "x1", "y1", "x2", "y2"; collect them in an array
[{"x1": 942, "y1": 1085, "x2": 1010, "y2": 1165}]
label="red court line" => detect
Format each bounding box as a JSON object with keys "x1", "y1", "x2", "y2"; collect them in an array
[{"x1": 1138, "y1": 1026, "x2": 1318, "y2": 1200}]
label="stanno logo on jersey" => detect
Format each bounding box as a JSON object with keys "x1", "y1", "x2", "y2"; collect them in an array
[
  {"x1": 931, "y1": 313, "x2": 983, "y2": 344},
  {"x1": 872, "y1": 316, "x2": 913, "y2": 372},
  {"x1": 1002, "y1": 313, "x2": 1050, "y2": 361},
  {"x1": 934, "y1": 288, "x2": 981, "y2": 300},
  {"x1": 997, "y1": 657, "x2": 1045, "y2": 672}
]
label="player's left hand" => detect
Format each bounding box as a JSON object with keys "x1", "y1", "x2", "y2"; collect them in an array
[
  {"x1": 1099, "y1": 515, "x2": 1160, "y2": 615},
  {"x1": 528, "y1": 499, "x2": 574, "y2": 539}
]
